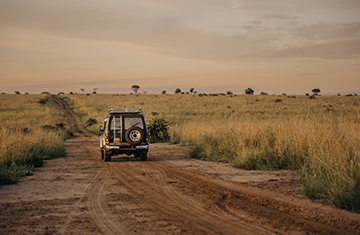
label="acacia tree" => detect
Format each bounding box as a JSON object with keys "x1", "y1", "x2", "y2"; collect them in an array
[
  {"x1": 245, "y1": 88, "x2": 254, "y2": 95},
  {"x1": 189, "y1": 88, "x2": 194, "y2": 94},
  {"x1": 131, "y1": 85, "x2": 140, "y2": 94},
  {"x1": 80, "y1": 88, "x2": 85, "y2": 94},
  {"x1": 312, "y1": 88, "x2": 321, "y2": 95},
  {"x1": 175, "y1": 88, "x2": 181, "y2": 94}
]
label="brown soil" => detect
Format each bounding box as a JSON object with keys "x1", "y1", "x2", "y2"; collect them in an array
[{"x1": 1, "y1": 98, "x2": 359, "y2": 235}]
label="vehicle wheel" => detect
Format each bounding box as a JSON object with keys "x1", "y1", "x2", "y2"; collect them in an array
[
  {"x1": 101, "y1": 148, "x2": 104, "y2": 159},
  {"x1": 140, "y1": 151, "x2": 147, "y2": 161},
  {"x1": 104, "y1": 149, "x2": 111, "y2": 162},
  {"x1": 125, "y1": 126, "x2": 144, "y2": 146}
]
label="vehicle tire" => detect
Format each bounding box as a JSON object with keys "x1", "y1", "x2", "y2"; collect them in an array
[
  {"x1": 104, "y1": 149, "x2": 111, "y2": 162},
  {"x1": 101, "y1": 148, "x2": 104, "y2": 160},
  {"x1": 140, "y1": 151, "x2": 147, "y2": 161},
  {"x1": 125, "y1": 126, "x2": 144, "y2": 146}
]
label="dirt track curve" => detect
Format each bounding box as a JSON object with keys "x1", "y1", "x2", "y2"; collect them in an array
[{"x1": 1, "y1": 97, "x2": 360, "y2": 234}]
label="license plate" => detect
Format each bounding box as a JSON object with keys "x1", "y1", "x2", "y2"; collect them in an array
[{"x1": 114, "y1": 138, "x2": 120, "y2": 143}]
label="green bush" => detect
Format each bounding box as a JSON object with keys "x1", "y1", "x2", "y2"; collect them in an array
[
  {"x1": 0, "y1": 164, "x2": 34, "y2": 185},
  {"x1": 85, "y1": 118, "x2": 98, "y2": 127},
  {"x1": 38, "y1": 97, "x2": 50, "y2": 105},
  {"x1": 147, "y1": 117, "x2": 170, "y2": 143}
]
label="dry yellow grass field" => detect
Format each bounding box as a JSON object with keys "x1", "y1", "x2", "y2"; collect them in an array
[
  {"x1": 62, "y1": 93, "x2": 360, "y2": 213},
  {"x1": 0, "y1": 94, "x2": 70, "y2": 185}
]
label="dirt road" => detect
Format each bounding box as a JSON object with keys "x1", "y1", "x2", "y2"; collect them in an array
[{"x1": 1, "y1": 98, "x2": 359, "y2": 234}]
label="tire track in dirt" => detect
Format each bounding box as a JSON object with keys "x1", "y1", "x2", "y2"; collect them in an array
[
  {"x1": 55, "y1": 97, "x2": 130, "y2": 234},
  {"x1": 82, "y1": 137, "x2": 131, "y2": 235},
  {"x1": 149, "y1": 161, "x2": 359, "y2": 234},
  {"x1": 110, "y1": 162, "x2": 216, "y2": 234},
  {"x1": 149, "y1": 163, "x2": 278, "y2": 234},
  {"x1": 54, "y1": 96, "x2": 88, "y2": 135}
]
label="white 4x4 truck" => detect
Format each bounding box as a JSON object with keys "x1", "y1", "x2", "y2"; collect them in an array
[{"x1": 99, "y1": 108, "x2": 149, "y2": 161}]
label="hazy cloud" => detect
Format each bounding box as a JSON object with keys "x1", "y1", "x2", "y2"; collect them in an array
[
  {"x1": 259, "y1": 14, "x2": 296, "y2": 20},
  {"x1": 230, "y1": 0, "x2": 273, "y2": 10},
  {"x1": 248, "y1": 20, "x2": 263, "y2": 25},
  {"x1": 297, "y1": 22, "x2": 360, "y2": 40},
  {"x1": 0, "y1": 0, "x2": 271, "y2": 60},
  {"x1": 296, "y1": 73, "x2": 326, "y2": 77},
  {"x1": 240, "y1": 38, "x2": 360, "y2": 60},
  {"x1": 126, "y1": 0, "x2": 189, "y2": 12}
]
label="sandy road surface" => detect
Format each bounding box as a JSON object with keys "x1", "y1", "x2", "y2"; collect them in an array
[{"x1": 1, "y1": 98, "x2": 360, "y2": 235}]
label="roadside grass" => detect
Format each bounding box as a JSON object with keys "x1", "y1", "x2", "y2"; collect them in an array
[
  {"x1": 0, "y1": 94, "x2": 71, "y2": 185},
  {"x1": 62, "y1": 93, "x2": 360, "y2": 213}
]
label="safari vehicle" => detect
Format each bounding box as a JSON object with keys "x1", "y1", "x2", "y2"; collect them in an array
[{"x1": 99, "y1": 108, "x2": 149, "y2": 161}]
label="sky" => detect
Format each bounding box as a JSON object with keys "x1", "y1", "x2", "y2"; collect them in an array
[{"x1": 0, "y1": 0, "x2": 359, "y2": 95}]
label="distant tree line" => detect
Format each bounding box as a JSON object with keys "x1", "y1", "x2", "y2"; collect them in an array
[{"x1": 10, "y1": 86, "x2": 359, "y2": 97}]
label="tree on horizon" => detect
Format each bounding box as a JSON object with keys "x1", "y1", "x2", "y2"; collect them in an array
[
  {"x1": 131, "y1": 85, "x2": 140, "y2": 94},
  {"x1": 245, "y1": 88, "x2": 254, "y2": 95},
  {"x1": 312, "y1": 88, "x2": 321, "y2": 95},
  {"x1": 175, "y1": 88, "x2": 181, "y2": 94}
]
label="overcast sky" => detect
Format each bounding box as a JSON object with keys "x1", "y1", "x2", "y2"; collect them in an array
[{"x1": 0, "y1": 0, "x2": 359, "y2": 94}]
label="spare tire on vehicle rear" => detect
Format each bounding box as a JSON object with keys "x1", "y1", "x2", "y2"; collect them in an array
[{"x1": 125, "y1": 126, "x2": 144, "y2": 146}]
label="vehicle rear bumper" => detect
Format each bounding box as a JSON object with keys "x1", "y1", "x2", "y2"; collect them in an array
[{"x1": 105, "y1": 145, "x2": 148, "y2": 151}]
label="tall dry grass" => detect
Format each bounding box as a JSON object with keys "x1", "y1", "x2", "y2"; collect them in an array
[
  {"x1": 63, "y1": 93, "x2": 360, "y2": 212},
  {"x1": 0, "y1": 94, "x2": 70, "y2": 185}
]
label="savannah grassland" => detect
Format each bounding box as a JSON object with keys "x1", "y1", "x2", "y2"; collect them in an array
[
  {"x1": 62, "y1": 93, "x2": 360, "y2": 213},
  {"x1": 0, "y1": 94, "x2": 71, "y2": 185}
]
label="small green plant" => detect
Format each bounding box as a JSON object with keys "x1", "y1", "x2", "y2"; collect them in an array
[
  {"x1": 41, "y1": 124, "x2": 57, "y2": 131},
  {"x1": 38, "y1": 97, "x2": 50, "y2": 105},
  {"x1": 85, "y1": 118, "x2": 98, "y2": 126},
  {"x1": 147, "y1": 117, "x2": 170, "y2": 143},
  {"x1": 55, "y1": 122, "x2": 66, "y2": 129}
]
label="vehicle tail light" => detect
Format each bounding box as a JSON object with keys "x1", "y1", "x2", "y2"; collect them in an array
[
  {"x1": 146, "y1": 136, "x2": 149, "y2": 142},
  {"x1": 105, "y1": 136, "x2": 109, "y2": 144}
]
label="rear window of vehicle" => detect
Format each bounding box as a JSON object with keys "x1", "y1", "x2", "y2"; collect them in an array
[
  {"x1": 109, "y1": 116, "x2": 122, "y2": 130},
  {"x1": 124, "y1": 117, "x2": 144, "y2": 130}
]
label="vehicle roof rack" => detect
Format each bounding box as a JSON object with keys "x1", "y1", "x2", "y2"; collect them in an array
[{"x1": 108, "y1": 108, "x2": 142, "y2": 114}]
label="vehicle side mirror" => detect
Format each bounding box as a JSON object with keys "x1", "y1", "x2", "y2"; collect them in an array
[{"x1": 99, "y1": 126, "x2": 104, "y2": 131}]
